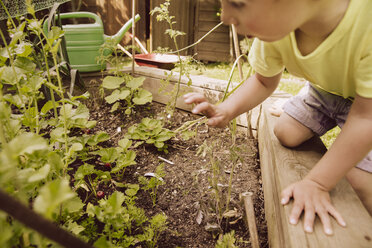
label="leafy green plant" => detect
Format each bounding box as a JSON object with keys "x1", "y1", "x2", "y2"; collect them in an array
[
  {"x1": 126, "y1": 117, "x2": 175, "y2": 153},
  {"x1": 91, "y1": 144, "x2": 137, "y2": 176},
  {"x1": 138, "y1": 163, "x2": 166, "y2": 206},
  {"x1": 215, "y1": 230, "x2": 238, "y2": 248},
  {"x1": 101, "y1": 75, "x2": 152, "y2": 115},
  {"x1": 86, "y1": 190, "x2": 167, "y2": 248}
]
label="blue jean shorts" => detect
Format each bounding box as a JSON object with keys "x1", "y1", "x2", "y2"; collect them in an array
[{"x1": 283, "y1": 83, "x2": 372, "y2": 173}]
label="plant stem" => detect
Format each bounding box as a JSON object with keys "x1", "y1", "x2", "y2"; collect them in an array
[
  {"x1": 32, "y1": 11, "x2": 59, "y2": 119},
  {"x1": 174, "y1": 116, "x2": 207, "y2": 133},
  {"x1": 169, "y1": 22, "x2": 224, "y2": 54},
  {"x1": 0, "y1": 90, "x2": 8, "y2": 145},
  {"x1": 52, "y1": 52, "x2": 69, "y2": 170}
]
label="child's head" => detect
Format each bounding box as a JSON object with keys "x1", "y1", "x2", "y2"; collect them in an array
[{"x1": 221, "y1": 0, "x2": 313, "y2": 41}]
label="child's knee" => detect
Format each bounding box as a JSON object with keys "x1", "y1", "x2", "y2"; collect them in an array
[
  {"x1": 273, "y1": 122, "x2": 302, "y2": 148},
  {"x1": 273, "y1": 113, "x2": 314, "y2": 148}
]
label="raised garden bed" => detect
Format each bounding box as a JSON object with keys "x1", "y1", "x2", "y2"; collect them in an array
[{"x1": 75, "y1": 67, "x2": 268, "y2": 247}]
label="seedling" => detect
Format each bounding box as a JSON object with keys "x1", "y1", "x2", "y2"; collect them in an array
[
  {"x1": 138, "y1": 163, "x2": 166, "y2": 206},
  {"x1": 126, "y1": 117, "x2": 175, "y2": 153},
  {"x1": 101, "y1": 73, "x2": 152, "y2": 115}
]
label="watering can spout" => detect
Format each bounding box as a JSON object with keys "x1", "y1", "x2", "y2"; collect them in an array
[{"x1": 104, "y1": 14, "x2": 141, "y2": 44}]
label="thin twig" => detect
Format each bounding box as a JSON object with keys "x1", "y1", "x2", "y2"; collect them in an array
[{"x1": 158, "y1": 156, "x2": 174, "y2": 165}]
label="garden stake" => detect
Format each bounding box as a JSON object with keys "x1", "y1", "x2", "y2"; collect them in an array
[
  {"x1": 242, "y1": 192, "x2": 260, "y2": 248},
  {"x1": 0, "y1": 188, "x2": 93, "y2": 248},
  {"x1": 132, "y1": 0, "x2": 136, "y2": 75}
]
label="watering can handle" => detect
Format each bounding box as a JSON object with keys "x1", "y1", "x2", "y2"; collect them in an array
[{"x1": 43, "y1": 12, "x2": 103, "y2": 35}]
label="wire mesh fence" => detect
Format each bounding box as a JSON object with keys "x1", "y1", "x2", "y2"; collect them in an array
[{"x1": 0, "y1": 0, "x2": 70, "y2": 20}]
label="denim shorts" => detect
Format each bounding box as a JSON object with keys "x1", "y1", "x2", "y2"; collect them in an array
[{"x1": 283, "y1": 83, "x2": 372, "y2": 173}]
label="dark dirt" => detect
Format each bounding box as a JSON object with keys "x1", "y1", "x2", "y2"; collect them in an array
[{"x1": 77, "y1": 75, "x2": 268, "y2": 248}]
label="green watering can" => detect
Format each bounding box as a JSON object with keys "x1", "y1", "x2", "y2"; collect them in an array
[{"x1": 43, "y1": 12, "x2": 140, "y2": 72}]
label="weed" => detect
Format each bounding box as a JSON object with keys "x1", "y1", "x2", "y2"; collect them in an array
[{"x1": 138, "y1": 163, "x2": 166, "y2": 206}]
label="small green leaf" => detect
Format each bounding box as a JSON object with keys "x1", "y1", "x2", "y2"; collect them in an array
[
  {"x1": 28, "y1": 164, "x2": 50, "y2": 183},
  {"x1": 110, "y1": 102, "x2": 120, "y2": 112},
  {"x1": 93, "y1": 148, "x2": 119, "y2": 163},
  {"x1": 74, "y1": 164, "x2": 96, "y2": 180},
  {"x1": 41, "y1": 100, "x2": 58, "y2": 115},
  {"x1": 105, "y1": 89, "x2": 121, "y2": 104},
  {"x1": 0, "y1": 66, "x2": 19, "y2": 85},
  {"x1": 118, "y1": 138, "x2": 132, "y2": 150},
  {"x1": 63, "y1": 197, "x2": 84, "y2": 213},
  {"x1": 66, "y1": 221, "x2": 85, "y2": 235},
  {"x1": 8, "y1": 133, "x2": 48, "y2": 156},
  {"x1": 14, "y1": 56, "x2": 36, "y2": 72},
  {"x1": 15, "y1": 42, "x2": 33, "y2": 57},
  {"x1": 102, "y1": 76, "x2": 125, "y2": 89},
  {"x1": 106, "y1": 191, "x2": 125, "y2": 215},
  {"x1": 34, "y1": 178, "x2": 75, "y2": 219},
  {"x1": 125, "y1": 184, "x2": 139, "y2": 197},
  {"x1": 133, "y1": 88, "x2": 152, "y2": 105},
  {"x1": 126, "y1": 76, "x2": 145, "y2": 89},
  {"x1": 28, "y1": 75, "x2": 45, "y2": 92}
]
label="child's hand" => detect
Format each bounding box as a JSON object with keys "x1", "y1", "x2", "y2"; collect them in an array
[
  {"x1": 183, "y1": 92, "x2": 231, "y2": 128},
  {"x1": 281, "y1": 178, "x2": 346, "y2": 235}
]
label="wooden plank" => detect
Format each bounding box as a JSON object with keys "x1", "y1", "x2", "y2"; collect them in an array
[
  {"x1": 198, "y1": 21, "x2": 229, "y2": 32},
  {"x1": 258, "y1": 97, "x2": 372, "y2": 248},
  {"x1": 195, "y1": 50, "x2": 231, "y2": 62},
  {"x1": 199, "y1": 0, "x2": 221, "y2": 11},
  {"x1": 198, "y1": 10, "x2": 220, "y2": 22},
  {"x1": 196, "y1": 42, "x2": 231, "y2": 53},
  {"x1": 195, "y1": 31, "x2": 230, "y2": 43}
]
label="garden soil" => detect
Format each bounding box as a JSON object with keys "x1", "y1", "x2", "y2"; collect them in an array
[{"x1": 78, "y1": 76, "x2": 268, "y2": 248}]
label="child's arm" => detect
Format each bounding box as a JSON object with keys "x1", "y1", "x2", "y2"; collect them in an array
[
  {"x1": 281, "y1": 94, "x2": 372, "y2": 235},
  {"x1": 184, "y1": 72, "x2": 282, "y2": 126}
]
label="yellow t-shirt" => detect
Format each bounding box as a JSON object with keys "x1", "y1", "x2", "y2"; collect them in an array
[{"x1": 248, "y1": 0, "x2": 372, "y2": 99}]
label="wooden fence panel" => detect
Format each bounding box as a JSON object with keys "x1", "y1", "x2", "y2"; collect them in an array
[
  {"x1": 194, "y1": 0, "x2": 231, "y2": 62},
  {"x1": 150, "y1": 0, "x2": 196, "y2": 56}
]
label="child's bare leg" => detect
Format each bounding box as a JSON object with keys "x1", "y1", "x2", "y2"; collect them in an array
[
  {"x1": 346, "y1": 168, "x2": 372, "y2": 216},
  {"x1": 274, "y1": 112, "x2": 314, "y2": 147}
]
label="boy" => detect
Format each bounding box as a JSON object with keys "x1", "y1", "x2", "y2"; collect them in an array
[{"x1": 184, "y1": 0, "x2": 372, "y2": 236}]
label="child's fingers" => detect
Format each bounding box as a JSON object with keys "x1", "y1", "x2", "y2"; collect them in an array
[
  {"x1": 317, "y1": 207, "x2": 333, "y2": 235},
  {"x1": 327, "y1": 204, "x2": 346, "y2": 227},
  {"x1": 183, "y1": 92, "x2": 206, "y2": 104},
  {"x1": 303, "y1": 206, "x2": 315, "y2": 233},
  {"x1": 192, "y1": 102, "x2": 215, "y2": 116},
  {"x1": 280, "y1": 184, "x2": 294, "y2": 205},
  {"x1": 289, "y1": 202, "x2": 303, "y2": 225}
]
